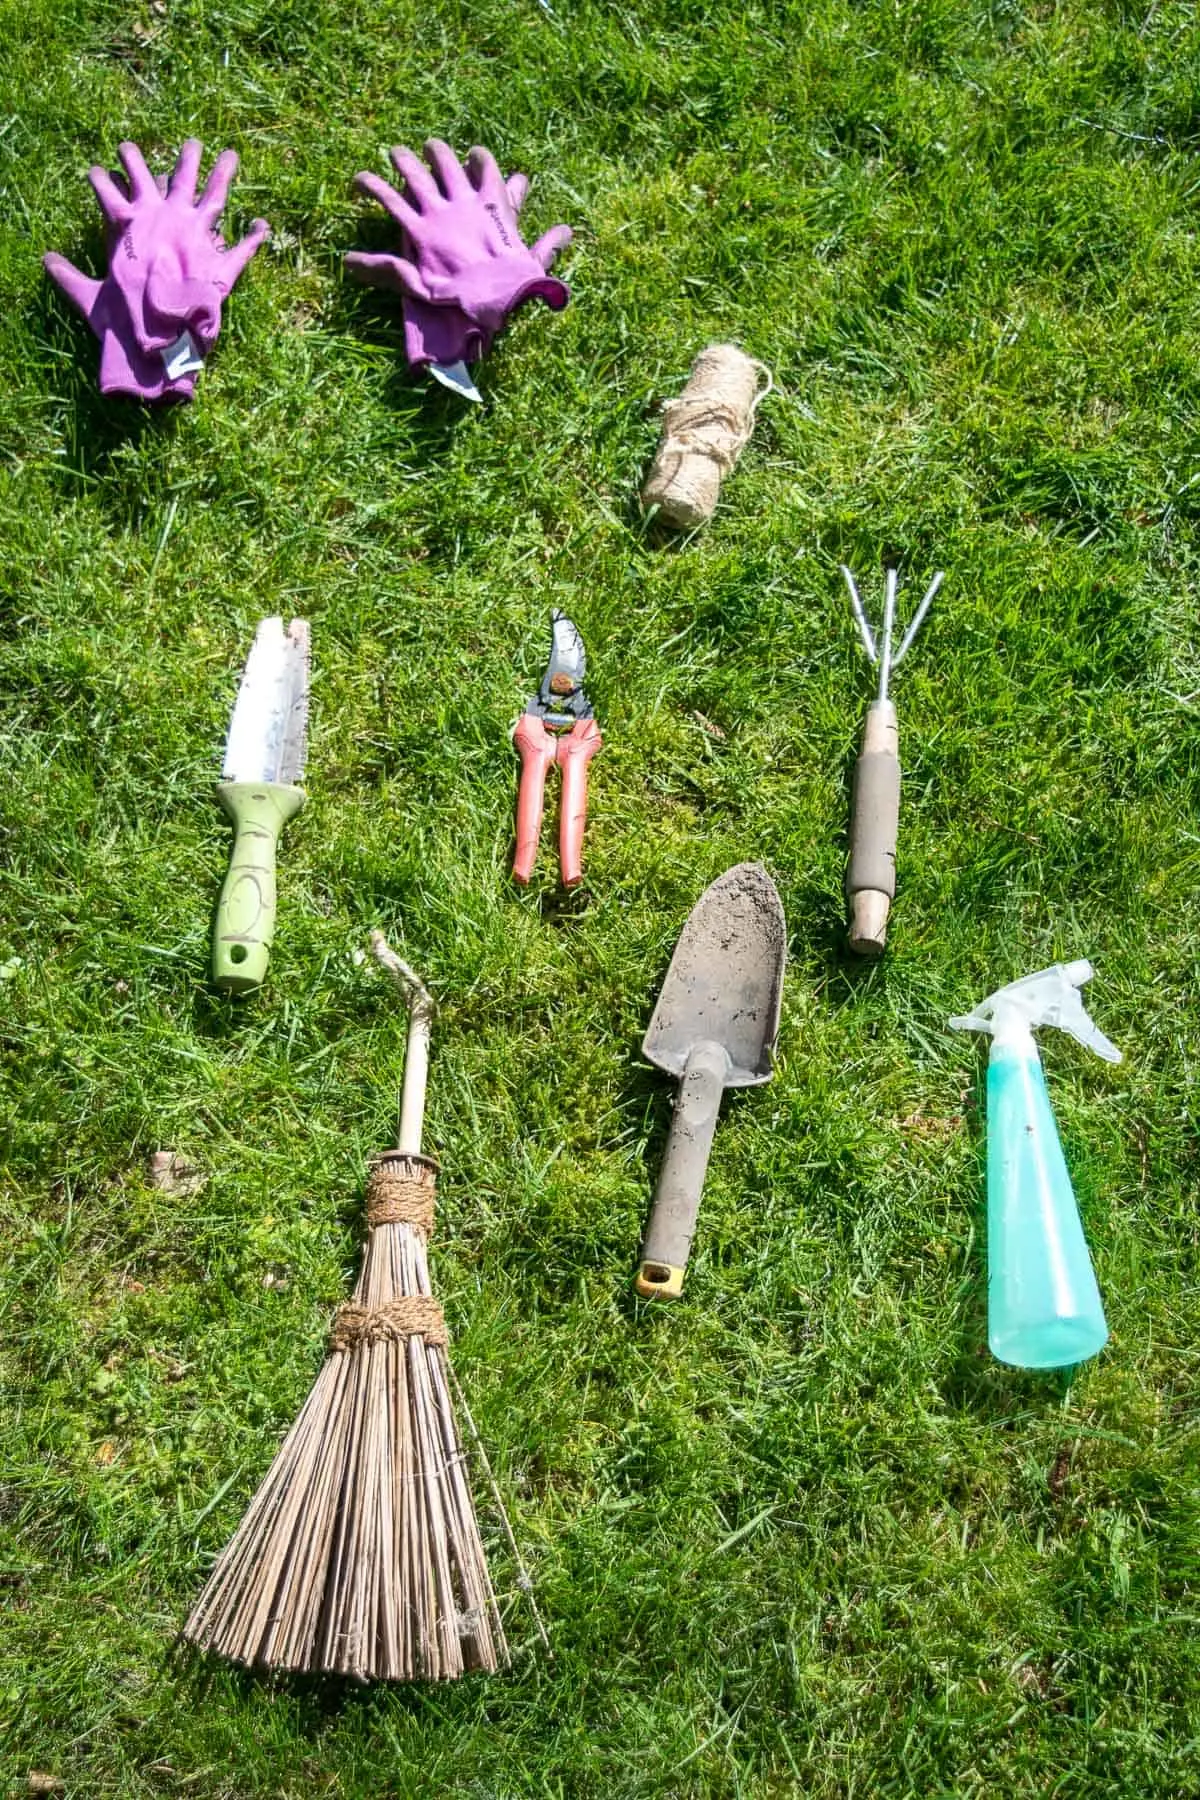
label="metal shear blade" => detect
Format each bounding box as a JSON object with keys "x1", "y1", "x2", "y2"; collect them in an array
[{"x1": 533, "y1": 610, "x2": 593, "y2": 726}]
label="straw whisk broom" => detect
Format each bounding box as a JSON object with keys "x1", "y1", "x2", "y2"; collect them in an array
[{"x1": 183, "y1": 934, "x2": 508, "y2": 1681}]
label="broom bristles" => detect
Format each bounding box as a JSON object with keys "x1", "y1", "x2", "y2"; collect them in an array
[{"x1": 184, "y1": 1157, "x2": 508, "y2": 1682}]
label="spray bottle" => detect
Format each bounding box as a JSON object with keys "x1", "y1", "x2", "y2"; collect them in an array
[{"x1": 949, "y1": 960, "x2": 1121, "y2": 1370}]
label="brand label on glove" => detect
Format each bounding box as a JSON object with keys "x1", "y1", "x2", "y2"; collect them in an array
[{"x1": 162, "y1": 330, "x2": 205, "y2": 381}]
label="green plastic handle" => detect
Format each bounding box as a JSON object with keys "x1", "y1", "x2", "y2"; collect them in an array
[{"x1": 212, "y1": 780, "x2": 304, "y2": 994}]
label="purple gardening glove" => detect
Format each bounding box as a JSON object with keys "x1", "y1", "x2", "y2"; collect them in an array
[
  {"x1": 346, "y1": 140, "x2": 571, "y2": 355},
  {"x1": 44, "y1": 140, "x2": 269, "y2": 403},
  {"x1": 46, "y1": 228, "x2": 200, "y2": 402}
]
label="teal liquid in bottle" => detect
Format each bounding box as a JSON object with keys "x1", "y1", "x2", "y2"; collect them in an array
[{"x1": 986, "y1": 1037, "x2": 1109, "y2": 1369}]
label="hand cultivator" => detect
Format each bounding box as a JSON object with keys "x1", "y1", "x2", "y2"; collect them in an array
[{"x1": 840, "y1": 563, "x2": 943, "y2": 956}]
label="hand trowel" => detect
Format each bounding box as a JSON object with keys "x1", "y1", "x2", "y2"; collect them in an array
[
  {"x1": 212, "y1": 616, "x2": 310, "y2": 994},
  {"x1": 635, "y1": 864, "x2": 786, "y2": 1299}
]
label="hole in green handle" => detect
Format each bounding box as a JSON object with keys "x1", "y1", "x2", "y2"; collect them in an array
[
  {"x1": 642, "y1": 1264, "x2": 672, "y2": 1286},
  {"x1": 230, "y1": 945, "x2": 248, "y2": 964}
]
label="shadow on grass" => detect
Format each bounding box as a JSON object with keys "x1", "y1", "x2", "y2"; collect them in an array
[
  {"x1": 34, "y1": 279, "x2": 169, "y2": 491},
  {"x1": 943, "y1": 1338, "x2": 1079, "y2": 1420},
  {"x1": 505, "y1": 876, "x2": 596, "y2": 924},
  {"x1": 188, "y1": 986, "x2": 263, "y2": 1041},
  {"x1": 173, "y1": 1641, "x2": 510, "y2": 1728},
  {"x1": 786, "y1": 865, "x2": 887, "y2": 1006}
]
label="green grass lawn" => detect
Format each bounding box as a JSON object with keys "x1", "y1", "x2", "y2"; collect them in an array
[{"x1": 3, "y1": 0, "x2": 1200, "y2": 1792}]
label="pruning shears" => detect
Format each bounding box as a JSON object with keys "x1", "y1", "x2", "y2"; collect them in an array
[{"x1": 512, "y1": 611, "x2": 602, "y2": 887}]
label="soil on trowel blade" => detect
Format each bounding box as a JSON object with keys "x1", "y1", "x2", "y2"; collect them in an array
[{"x1": 645, "y1": 862, "x2": 786, "y2": 1085}]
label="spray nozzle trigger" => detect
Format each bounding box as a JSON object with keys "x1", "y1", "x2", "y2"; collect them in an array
[{"x1": 948, "y1": 959, "x2": 1122, "y2": 1064}]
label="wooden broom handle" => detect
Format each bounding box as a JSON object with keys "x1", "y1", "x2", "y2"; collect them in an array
[{"x1": 369, "y1": 930, "x2": 434, "y2": 1157}]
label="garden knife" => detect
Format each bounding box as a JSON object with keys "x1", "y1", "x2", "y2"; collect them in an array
[{"x1": 212, "y1": 616, "x2": 310, "y2": 994}]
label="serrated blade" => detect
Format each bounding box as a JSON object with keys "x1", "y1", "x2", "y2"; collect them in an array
[{"x1": 222, "y1": 617, "x2": 310, "y2": 785}]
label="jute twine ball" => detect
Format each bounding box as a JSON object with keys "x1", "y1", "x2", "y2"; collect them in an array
[{"x1": 641, "y1": 342, "x2": 772, "y2": 529}]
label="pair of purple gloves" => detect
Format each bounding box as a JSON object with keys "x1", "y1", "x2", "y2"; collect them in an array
[{"x1": 45, "y1": 138, "x2": 572, "y2": 404}]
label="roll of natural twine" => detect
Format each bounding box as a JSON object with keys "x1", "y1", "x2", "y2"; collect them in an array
[{"x1": 641, "y1": 343, "x2": 773, "y2": 529}]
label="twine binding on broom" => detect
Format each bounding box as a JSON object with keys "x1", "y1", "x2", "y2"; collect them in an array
[
  {"x1": 364, "y1": 1153, "x2": 438, "y2": 1232},
  {"x1": 330, "y1": 1295, "x2": 449, "y2": 1351}
]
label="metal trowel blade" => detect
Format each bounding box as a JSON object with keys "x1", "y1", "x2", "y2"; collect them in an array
[{"x1": 643, "y1": 863, "x2": 786, "y2": 1090}]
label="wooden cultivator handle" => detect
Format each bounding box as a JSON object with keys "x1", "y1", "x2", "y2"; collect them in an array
[{"x1": 846, "y1": 700, "x2": 900, "y2": 957}]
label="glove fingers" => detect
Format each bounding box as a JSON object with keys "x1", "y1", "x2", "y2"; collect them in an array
[
  {"x1": 88, "y1": 165, "x2": 133, "y2": 225},
  {"x1": 510, "y1": 274, "x2": 570, "y2": 317},
  {"x1": 423, "y1": 138, "x2": 469, "y2": 198},
  {"x1": 464, "y1": 145, "x2": 505, "y2": 201},
  {"x1": 197, "y1": 149, "x2": 239, "y2": 223},
  {"x1": 118, "y1": 141, "x2": 157, "y2": 200},
  {"x1": 388, "y1": 146, "x2": 440, "y2": 210},
  {"x1": 354, "y1": 170, "x2": 419, "y2": 230},
  {"x1": 219, "y1": 218, "x2": 270, "y2": 288},
  {"x1": 169, "y1": 138, "x2": 204, "y2": 202},
  {"x1": 43, "y1": 252, "x2": 104, "y2": 325},
  {"x1": 505, "y1": 172, "x2": 529, "y2": 214},
  {"x1": 531, "y1": 224, "x2": 573, "y2": 271},
  {"x1": 345, "y1": 250, "x2": 425, "y2": 297}
]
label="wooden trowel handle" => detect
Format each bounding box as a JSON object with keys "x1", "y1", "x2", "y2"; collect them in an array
[{"x1": 636, "y1": 1041, "x2": 730, "y2": 1299}]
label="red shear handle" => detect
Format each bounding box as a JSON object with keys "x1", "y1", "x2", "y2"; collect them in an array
[
  {"x1": 513, "y1": 714, "x2": 557, "y2": 884},
  {"x1": 559, "y1": 718, "x2": 602, "y2": 888}
]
